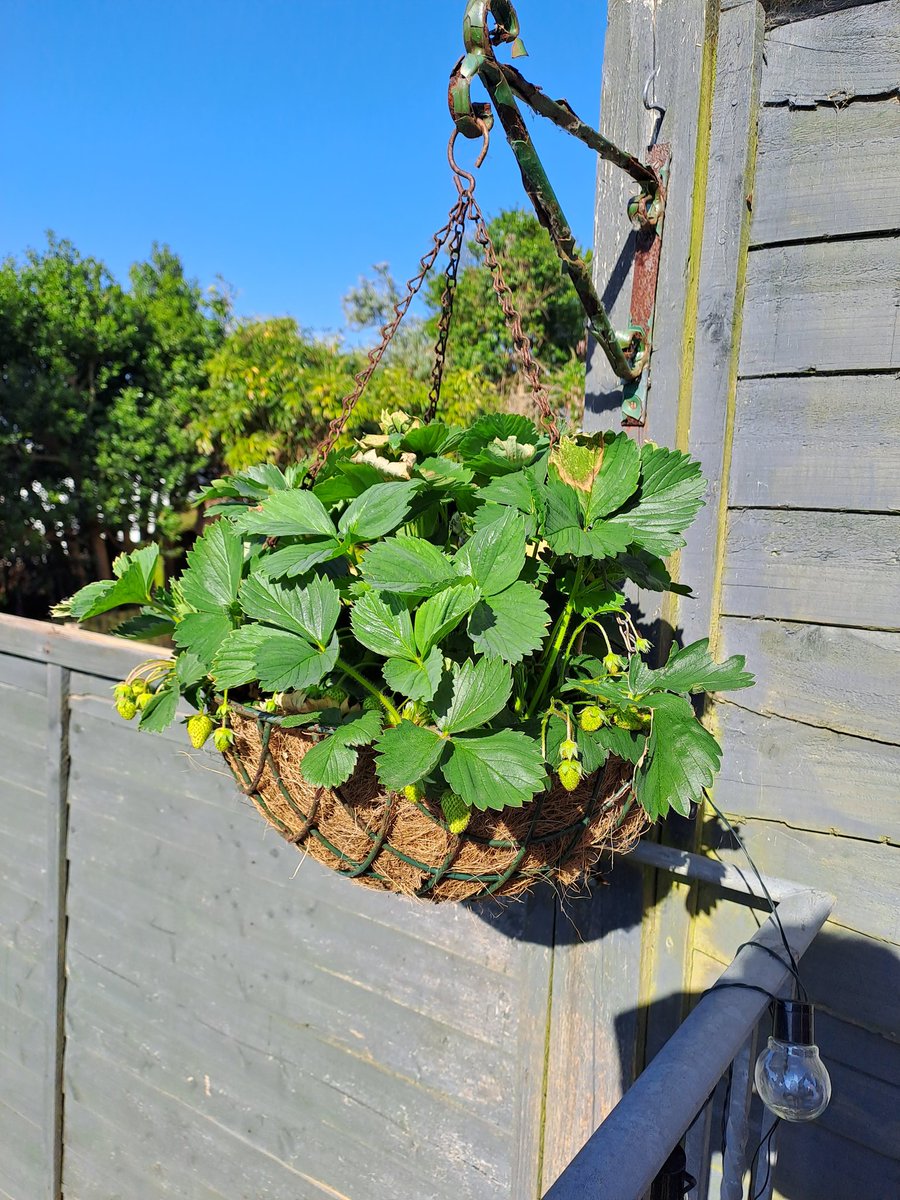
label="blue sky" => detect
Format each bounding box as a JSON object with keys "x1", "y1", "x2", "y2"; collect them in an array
[{"x1": 2, "y1": 1, "x2": 608, "y2": 334}]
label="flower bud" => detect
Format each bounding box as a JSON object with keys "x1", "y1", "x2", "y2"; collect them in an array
[{"x1": 213, "y1": 726, "x2": 234, "y2": 753}]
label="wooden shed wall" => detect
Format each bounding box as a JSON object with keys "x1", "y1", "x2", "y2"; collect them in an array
[{"x1": 588, "y1": 0, "x2": 899, "y2": 1195}]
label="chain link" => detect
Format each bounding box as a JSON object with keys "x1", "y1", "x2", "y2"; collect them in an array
[{"x1": 423, "y1": 197, "x2": 467, "y2": 424}]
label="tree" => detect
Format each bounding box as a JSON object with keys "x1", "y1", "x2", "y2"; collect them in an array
[{"x1": 0, "y1": 236, "x2": 226, "y2": 616}]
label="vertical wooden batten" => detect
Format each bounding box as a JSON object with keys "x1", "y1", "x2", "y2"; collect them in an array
[{"x1": 43, "y1": 664, "x2": 70, "y2": 1200}]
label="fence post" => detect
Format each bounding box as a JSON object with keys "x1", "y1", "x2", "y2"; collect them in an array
[{"x1": 43, "y1": 663, "x2": 70, "y2": 1199}]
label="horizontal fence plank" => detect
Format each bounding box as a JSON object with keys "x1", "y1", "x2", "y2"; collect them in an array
[
  {"x1": 752, "y1": 100, "x2": 900, "y2": 243},
  {"x1": 0, "y1": 682, "x2": 47, "y2": 752},
  {"x1": 721, "y1": 509, "x2": 900, "y2": 629},
  {"x1": 715, "y1": 701, "x2": 900, "y2": 842},
  {"x1": 729, "y1": 376, "x2": 900, "y2": 512},
  {"x1": 762, "y1": 0, "x2": 900, "y2": 105},
  {"x1": 0, "y1": 654, "x2": 46, "y2": 696},
  {"x1": 775, "y1": 1119, "x2": 900, "y2": 1198},
  {"x1": 0, "y1": 1099, "x2": 44, "y2": 1200},
  {"x1": 739, "y1": 237, "x2": 900, "y2": 375},
  {"x1": 0, "y1": 614, "x2": 163, "y2": 678},
  {"x1": 707, "y1": 820, "x2": 899, "y2": 942},
  {"x1": 693, "y1": 920, "x2": 900, "y2": 1041},
  {"x1": 719, "y1": 618, "x2": 900, "y2": 744}
]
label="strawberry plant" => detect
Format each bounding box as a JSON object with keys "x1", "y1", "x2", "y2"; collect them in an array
[{"x1": 54, "y1": 411, "x2": 753, "y2": 824}]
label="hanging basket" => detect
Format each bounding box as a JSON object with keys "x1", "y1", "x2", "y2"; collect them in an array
[{"x1": 224, "y1": 707, "x2": 648, "y2": 902}]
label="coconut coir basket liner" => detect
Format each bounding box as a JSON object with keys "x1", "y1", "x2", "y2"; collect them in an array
[{"x1": 224, "y1": 709, "x2": 648, "y2": 902}]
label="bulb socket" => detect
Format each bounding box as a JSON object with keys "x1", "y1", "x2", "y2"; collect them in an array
[{"x1": 773, "y1": 999, "x2": 815, "y2": 1045}]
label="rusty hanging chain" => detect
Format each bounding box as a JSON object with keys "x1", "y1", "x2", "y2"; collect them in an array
[
  {"x1": 307, "y1": 193, "x2": 469, "y2": 482},
  {"x1": 308, "y1": 122, "x2": 560, "y2": 480},
  {"x1": 466, "y1": 193, "x2": 561, "y2": 443},
  {"x1": 423, "y1": 198, "x2": 467, "y2": 424}
]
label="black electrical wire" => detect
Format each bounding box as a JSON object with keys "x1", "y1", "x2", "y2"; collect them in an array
[
  {"x1": 704, "y1": 795, "x2": 806, "y2": 992},
  {"x1": 749, "y1": 1117, "x2": 781, "y2": 1199}
]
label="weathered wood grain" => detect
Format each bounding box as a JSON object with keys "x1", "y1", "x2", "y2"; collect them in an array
[
  {"x1": 721, "y1": 509, "x2": 900, "y2": 629},
  {"x1": 0, "y1": 614, "x2": 162, "y2": 678},
  {"x1": 714, "y1": 700, "x2": 900, "y2": 842},
  {"x1": 0, "y1": 1101, "x2": 45, "y2": 1200},
  {"x1": 0, "y1": 654, "x2": 46, "y2": 695},
  {"x1": 762, "y1": 0, "x2": 900, "y2": 105},
  {"x1": 585, "y1": 0, "x2": 715, "y2": 448},
  {"x1": 540, "y1": 862, "x2": 647, "y2": 1191},
  {"x1": 739, "y1": 237, "x2": 900, "y2": 375},
  {"x1": 678, "y1": 0, "x2": 765, "y2": 648},
  {"x1": 729, "y1": 376, "x2": 900, "y2": 512},
  {"x1": 709, "y1": 820, "x2": 899, "y2": 941},
  {"x1": 719, "y1": 617, "x2": 900, "y2": 743},
  {"x1": 753, "y1": 101, "x2": 900, "y2": 243}
]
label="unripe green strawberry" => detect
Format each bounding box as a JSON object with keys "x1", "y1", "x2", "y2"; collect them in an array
[
  {"x1": 362, "y1": 696, "x2": 382, "y2": 713},
  {"x1": 131, "y1": 679, "x2": 149, "y2": 696},
  {"x1": 116, "y1": 698, "x2": 137, "y2": 721},
  {"x1": 440, "y1": 792, "x2": 471, "y2": 835},
  {"x1": 403, "y1": 783, "x2": 424, "y2": 806},
  {"x1": 213, "y1": 726, "x2": 234, "y2": 753},
  {"x1": 603, "y1": 652, "x2": 625, "y2": 676},
  {"x1": 557, "y1": 760, "x2": 582, "y2": 792},
  {"x1": 136, "y1": 692, "x2": 153, "y2": 711},
  {"x1": 579, "y1": 705, "x2": 606, "y2": 732},
  {"x1": 322, "y1": 685, "x2": 348, "y2": 704},
  {"x1": 187, "y1": 713, "x2": 215, "y2": 748},
  {"x1": 113, "y1": 682, "x2": 134, "y2": 700},
  {"x1": 559, "y1": 738, "x2": 579, "y2": 762}
]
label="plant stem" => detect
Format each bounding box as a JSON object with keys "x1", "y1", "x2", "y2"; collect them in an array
[
  {"x1": 527, "y1": 560, "x2": 584, "y2": 718},
  {"x1": 336, "y1": 657, "x2": 402, "y2": 725}
]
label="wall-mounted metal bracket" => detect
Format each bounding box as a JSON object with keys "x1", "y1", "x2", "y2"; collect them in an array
[
  {"x1": 450, "y1": 0, "x2": 668, "y2": 398},
  {"x1": 622, "y1": 142, "x2": 670, "y2": 425}
]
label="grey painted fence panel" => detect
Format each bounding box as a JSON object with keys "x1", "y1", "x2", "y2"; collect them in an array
[
  {"x1": 0, "y1": 616, "x2": 562, "y2": 1199},
  {"x1": 761, "y1": 0, "x2": 900, "y2": 106},
  {"x1": 719, "y1": 617, "x2": 900, "y2": 744},
  {"x1": 714, "y1": 701, "x2": 900, "y2": 842},
  {"x1": 729, "y1": 376, "x2": 900, "y2": 512},
  {"x1": 721, "y1": 509, "x2": 900, "y2": 629},
  {"x1": 752, "y1": 101, "x2": 900, "y2": 243},
  {"x1": 739, "y1": 237, "x2": 900, "y2": 376}
]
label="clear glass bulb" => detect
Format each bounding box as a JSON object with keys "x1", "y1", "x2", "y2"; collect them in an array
[{"x1": 755, "y1": 1036, "x2": 832, "y2": 1122}]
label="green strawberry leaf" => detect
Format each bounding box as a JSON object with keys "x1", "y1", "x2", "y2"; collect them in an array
[
  {"x1": 337, "y1": 480, "x2": 422, "y2": 541},
  {"x1": 549, "y1": 434, "x2": 604, "y2": 498},
  {"x1": 585, "y1": 432, "x2": 641, "y2": 524},
  {"x1": 175, "y1": 652, "x2": 207, "y2": 689},
  {"x1": 637, "y1": 638, "x2": 755, "y2": 696},
  {"x1": 259, "y1": 539, "x2": 344, "y2": 579},
  {"x1": 383, "y1": 647, "x2": 443, "y2": 702},
  {"x1": 635, "y1": 692, "x2": 723, "y2": 819},
  {"x1": 55, "y1": 544, "x2": 161, "y2": 620},
  {"x1": 236, "y1": 489, "x2": 337, "y2": 539},
  {"x1": 375, "y1": 721, "x2": 447, "y2": 790},
  {"x1": 138, "y1": 683, "x2": 180, "y2": 733},
  {"x1": 299, "y1": 710, "x2": 383, "y2": 789},
  {"x1": 113, "y1": 611, "x2": 175, "y2": 641},
  {"x1": 590, "y1": 723, "x2": 647, "y2": 764},
  {"x1": 467, "y1": 580, "x2": 550, "y2": 664},
  {"x1": 255, "y1": 630, "x2": 340, "y2": 693},
  {"x1": 211, "y1": 625, "x2": 270, "y2": 689},
  {"x1": 442, "y1": 731, "x2": 546, "y2": 811},
  {"x1": 607, "y1": 445, "x2": 707, "y2": 557},
  {"x1": 434, "y1": 657, "x2": 513, "y2": 734},
  {"x1": 454, "y1": 506, "x2": 526, "y2": 596},
  {"x1": 180, "y1": 522, "x2": 243, "y2": 613},
  {"x1": 413, "y1": 583, "x2": 479, "y2": 656},
  {"x1": 173, "y1": 612, "x2": 233, "y2": 670},
  {"x1": 350, "y1": 591, "x2": 416, "y2": 660},
  {"x1": 361, "y1": 537, "x2": 457, "y2": 596},
  {"x1": 239, "y1": 574, "x2": 340, "y2": 647}
]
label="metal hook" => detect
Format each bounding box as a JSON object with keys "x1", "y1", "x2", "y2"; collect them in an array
[{"x1": 642, "y1": 67, "x2": 666, "y2": 149}]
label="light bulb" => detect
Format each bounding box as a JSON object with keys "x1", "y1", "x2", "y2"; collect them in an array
[{"x1": 754, "y1": 1000, "x2": 832, "y2": 1122}]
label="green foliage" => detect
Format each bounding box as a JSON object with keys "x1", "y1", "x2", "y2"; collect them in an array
[
  {"x1": 0, "y1": 236, "x2": 226, "y2": 615},
  {"x1": 56, "y1": 413, "x2": 753, "y2": 823}
]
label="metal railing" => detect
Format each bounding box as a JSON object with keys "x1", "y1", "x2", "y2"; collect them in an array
[{"x1": 545, "y1": 842, "x2": 834, "y2": 1200}]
